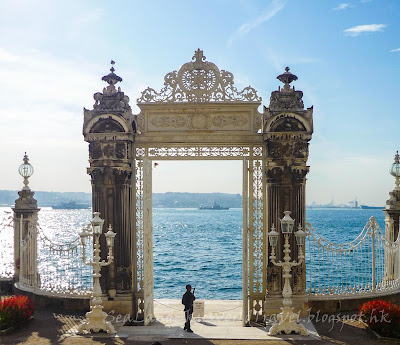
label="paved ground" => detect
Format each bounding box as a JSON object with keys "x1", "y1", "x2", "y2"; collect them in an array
[{"x1": 0, "y1": 298, "x2": 395, "y2": 345}]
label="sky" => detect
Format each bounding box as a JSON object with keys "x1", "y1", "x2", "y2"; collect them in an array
[{"x1": 0, "y1": 0, "x2": 399, "y2": 206}]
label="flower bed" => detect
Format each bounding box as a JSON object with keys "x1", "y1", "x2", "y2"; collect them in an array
[
  {"x1": 0, "y1": 295, "x2": 35, "y2": 331},
  {"x1": 359, "y1": 299, "x2": 400, "y2": 339}
]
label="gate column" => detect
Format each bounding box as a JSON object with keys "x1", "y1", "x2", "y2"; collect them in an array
[
  {"x1": 262, "y1": 68, "x2": 313, "y2": 315},
  {"x1": 83, "y1": 63, "x2": 136, "y2": 312}
]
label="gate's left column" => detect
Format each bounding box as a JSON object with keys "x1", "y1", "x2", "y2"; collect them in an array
[{"x1": 83, "y1": 63, "x2": 136, "y2": 314}]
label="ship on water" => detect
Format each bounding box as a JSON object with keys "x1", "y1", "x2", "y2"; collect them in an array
[
  {"x1": 360, "y1": 205, "x2": 384, "y2": 209},
  {"x1": 199, "y1": 202, "x2": 229, "y2": 210},
  {"x1": 307, "y1": 198, "x2": 360, "y2": 209},
  {"x1": 52, "y1": 201, "x2": 91, "y2": 210}
]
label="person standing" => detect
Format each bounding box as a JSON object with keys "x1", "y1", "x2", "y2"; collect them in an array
[{"x1": 182, "y1": 284, "x2": 195, "y2": 332}]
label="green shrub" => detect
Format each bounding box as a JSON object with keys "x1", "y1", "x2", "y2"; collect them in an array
[{"x1": 0, "y1": 295, "x2": 35, "y2": 330}]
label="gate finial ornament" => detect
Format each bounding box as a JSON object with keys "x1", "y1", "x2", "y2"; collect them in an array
[
  {"x1": 277, "y1": 67, "x2": 298, "y2": 87},
  {"x1": 268, "y1": 67, "x2": 304, "y2": 111},
  {"x1": 137, "y1": 49, "x2": 261, "y2": 103},
  {"x1": 193, "y1": 49, "x2": 206, "y2": 70},
  {"x1": 102, "y1": 60, "x2": 122, "y2": 86},
  {"x1": 88, "y1": 60, "x2": 131, "y2": 113}
]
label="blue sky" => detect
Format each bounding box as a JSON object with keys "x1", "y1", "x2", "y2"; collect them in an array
[{"x1": 0, "y1": 0, "x2": 399, "y2": 205}]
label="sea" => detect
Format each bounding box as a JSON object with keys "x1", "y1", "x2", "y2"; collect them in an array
[{"x1": 0, "y1": 207, "x2": 386, "y2": 300}]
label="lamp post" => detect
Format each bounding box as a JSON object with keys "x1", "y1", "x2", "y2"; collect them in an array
[
  {"x1": 390, "y1": 151, "x2": 400, "y2": 191},
  {"x1": 267, "y1": 211, "x2": 307, "y2": 336},
  {"x1": 77, "y1": 212, "x2": 117, "y2": 334}
]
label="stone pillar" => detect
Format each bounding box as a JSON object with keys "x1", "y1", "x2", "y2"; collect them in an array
[
  {"x1": 12, "y1": 154, "x2": 39, "y2": 287},
  {"x1": 83, "y1": 62, "x2": 136, "y2": 311},
  {"x1": 263, "y1": 68, "x2": 313, "y2": 314},
  {"x1": 383, "y1": 152, "x2": 400, "y2": 280}
]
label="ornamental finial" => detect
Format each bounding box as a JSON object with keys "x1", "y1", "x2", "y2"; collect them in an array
[
  {"x1": 23, "y1": 152, "x2": 29, "y2": 165},
  {"x1": 395, "y1": 151, "x2": 399, "y2": 164},
  {"x1": 192, "y1": 49, "x2": 206, "y2": 70},
  {"x1": 192, "y1": 49, "x2": 206, "y2": 63},
  {"x1": 102, "y1": 60, "x2": 122, "y2": 86},
  {"x1": 277, "y1": 66, "x2": 298, "y2": 86}
]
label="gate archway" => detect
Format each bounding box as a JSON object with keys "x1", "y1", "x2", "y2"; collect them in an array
[{"x1": 83, "y1": 49, "x2": 313, "y2": 325}]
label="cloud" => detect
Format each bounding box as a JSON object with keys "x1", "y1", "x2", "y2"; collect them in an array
[
  {"x1": 390, "y1": 48, "x2": 400, "y2": 53},
  {"x1": 344, "y1": 24, "x2": 386, "y2": 36},
  {"x1": 333, "y1": 3, "x2": 351, "y2": 10},
  {"x1": 227, "y1": 0, "x2": 286, "y2": 47}
]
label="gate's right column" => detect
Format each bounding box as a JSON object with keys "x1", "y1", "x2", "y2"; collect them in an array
[{"x1": 262, "y1": 67, "x2": 313, "y2": 316}]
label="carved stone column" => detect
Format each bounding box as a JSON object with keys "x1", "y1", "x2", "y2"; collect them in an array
[
  {"x1": 12, "y1": 154, "x2": 40, "y2": 287},
  {"x1": 263, "y1": 68, "x2": 313, "y2": 314},
  {"x1": 383, "y1": 153, "x2": 400, "y2": 280},
  {"x1": 83, "y1": 62, "x2": 136, "y2": 309}
]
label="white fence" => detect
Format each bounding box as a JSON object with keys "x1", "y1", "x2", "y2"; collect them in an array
[
  {"x1": 0, "y1": 212, "x2": 14, "y2": 279},
  {"x1": 3, "y1": 212, "x2": 400, "y2": 299},
  {"x1": 19, "y1": 219, "x2": 92, "y2": 296},
  {"x1": 306, "y1": 216, "x2": 400, "y2": 295}
]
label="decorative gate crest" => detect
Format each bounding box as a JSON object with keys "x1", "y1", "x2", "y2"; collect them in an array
[{"x1": 137, "y1": 49, "x2": 261, "y2": 103}]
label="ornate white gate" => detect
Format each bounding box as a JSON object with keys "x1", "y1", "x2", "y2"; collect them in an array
[
  {"x1": 132, "y1": 49, "x2": 266, "y2": 324},
  {"x1": 134, "y1": 147, "x2": 265, "y2": 323}
]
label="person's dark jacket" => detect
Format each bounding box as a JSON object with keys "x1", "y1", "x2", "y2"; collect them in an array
[{"x1": 182, "y1": 291, "x2": 196, "y2": 312}]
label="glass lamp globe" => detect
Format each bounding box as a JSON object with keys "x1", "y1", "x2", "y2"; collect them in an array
[
  {"x1": 268, "y1": 224, "x2": 279, "y2": 247},
  {"x1": 294, "y1": 225, "x2": 306, "y2": 246},
  {"x1": 91, "y1": 212, "x2": 104, "y2": 235},
  {"x1": 79, "y1": 227, "x2": 89, "y2": 246},
  {"x1": 105, "y1": 225, "x2": 116, "y2": 247},
  {"x1": 18, "y1": 153, "x2": 34, "y2": 178},
  {"x1": 280, "y1": 211, "x2": 295, "y2": 234}
]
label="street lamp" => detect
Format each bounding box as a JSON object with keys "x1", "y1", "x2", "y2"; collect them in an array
[
  {"x1": 267, "y1": 211, "x2": 307, "y2": 336},
  {"x1": 77, "y1": 212, "x2": 117, "y2": 334},
  {"x1": 390, "y1": 151, "x2": 400, "y2": 191},
  {"x1": 18, "y1": 152, "x2": 34, "y2": 191}
]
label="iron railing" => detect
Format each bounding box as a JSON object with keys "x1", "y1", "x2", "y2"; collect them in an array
[{"x1": 306, "y1": 216, "x2": 400, "y2": 295}]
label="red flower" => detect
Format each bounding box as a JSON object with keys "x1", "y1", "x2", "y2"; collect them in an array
[
  {"x1": 359, "y1": 299, "x2": 400, "y2": 338},
  {"x1": 0, "y1": 295, "x2": 35, "y2": 329}
]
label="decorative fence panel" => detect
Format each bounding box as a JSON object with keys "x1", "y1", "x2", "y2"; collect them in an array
[
  {"x1": 36, "y1": 224, "x2": 93, "y2": 295},
  {"x1": 306, "y1": 216, "x2": 400, "y2": 296},
  {"x1": 0, "y1": 212, "x2": 14, "y2": 279},
  {"x1": 19, "y1": 220, "x2": 93, "y2": 296}
]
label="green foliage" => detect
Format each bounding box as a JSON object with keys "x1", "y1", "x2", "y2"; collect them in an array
[
  {"x1": 0, "y1": 295, "x2": 35, "y2": 330},
  {"x1": 359, "y1": 299, "x2": 400, "y2": 338}
]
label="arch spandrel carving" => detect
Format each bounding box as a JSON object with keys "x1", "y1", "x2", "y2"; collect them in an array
[
  {"x1": 90, "y1": 118, "x2": 125, "y2": 133},
  {"x1": 264, "y1": 112, "x2": 312, "y2": 133}
]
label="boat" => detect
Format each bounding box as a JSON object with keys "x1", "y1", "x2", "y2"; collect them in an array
[
  {"x1": 52, "y1": 202, "x2": 91, "y2": 210},
  {"x1": 360, "y1": 205, "x2": 384, "y2": 210},
  {"x1": 199, "y1": 202, "x2": 229, "y2": 210}
]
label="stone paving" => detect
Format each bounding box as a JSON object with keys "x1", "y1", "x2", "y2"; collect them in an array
[
  {"x1": 0, "y1": 298, "x2": 390, "y2": 344},
  {"x1": 64, "y1": 299, "x2": 319, "y2": 342}
]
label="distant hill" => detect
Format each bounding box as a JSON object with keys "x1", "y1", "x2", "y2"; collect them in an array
[
  {"x1": 153, "y1": 192, "x2": 242, "y2": 208},
  {"x1": 0, "y1": 190, "x2": 242, "y2": 208},
  {"x1": 0, "y1": 190, "x2": 91, "y2": 207}
]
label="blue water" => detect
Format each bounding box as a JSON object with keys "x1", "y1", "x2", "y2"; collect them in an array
[
  {"x1": 0, "y1": 207, "x2": 386, "y2": 299},
  {"x1": 153, "y1": 208, "x2": 242, "y2": 300},
  {"x1": 153, "y1": 208, "x2": 385, "y2": 300}
]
